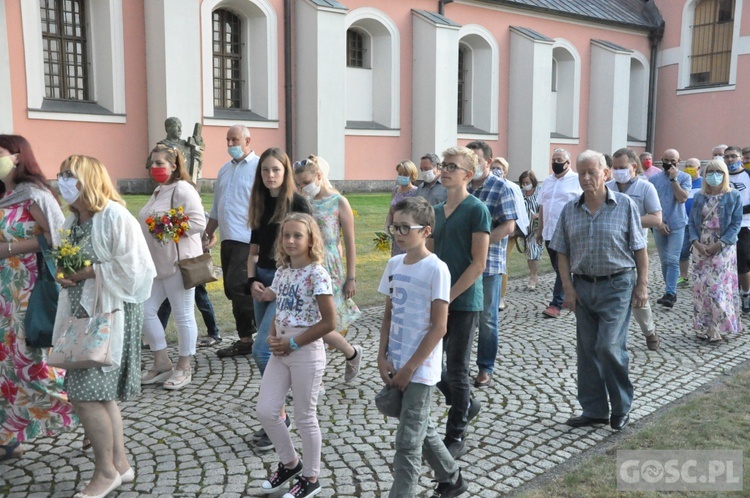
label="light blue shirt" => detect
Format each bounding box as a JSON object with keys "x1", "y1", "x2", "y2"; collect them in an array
[
  {"x1": 209, "y1": 151, "x2": 259, "y2": 243},
  {"x1": 606, "y1": 177, "x2": 662, "y2": 238},
  {"x1": 649, "y1": 170, "x2": 691, "y2": 230}
]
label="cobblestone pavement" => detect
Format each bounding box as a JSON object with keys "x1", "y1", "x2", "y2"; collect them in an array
[{"x1": 2, "y1": 261, "x2": 749, "y2": 497}]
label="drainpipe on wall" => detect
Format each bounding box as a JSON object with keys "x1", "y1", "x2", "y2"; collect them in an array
[
  {"x1": 646, "y1": 21, "x2": 664, "y2": 153},
  {"x1": 438, "y1": 0, "x2": 453, "y2": 16},
  {"x1": 284, "y1": 0, "x2": 293, "y2": 158}
]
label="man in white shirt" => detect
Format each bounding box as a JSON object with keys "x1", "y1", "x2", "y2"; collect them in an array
[
  {"x1": 535, "y1": 148, "x2": 582, "y2": 318},
  {"x1": 204, "y1": 125, "x2": 260, "y2": 357}
]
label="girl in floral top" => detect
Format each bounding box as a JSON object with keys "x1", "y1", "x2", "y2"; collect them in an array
[{"x1": 256, "y1": 213, "x2": 334, "y2": 498}]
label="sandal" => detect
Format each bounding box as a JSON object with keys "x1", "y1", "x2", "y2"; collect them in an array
[
  {"x1": 0, "y1": 441, "x2": 23, "y2": 461},
  {"x1": 198, "y1": 336, "x2": 221, "y2": 347},
  {"x1": 163, "y1": 368, "x2": 192, "y2": 390},
  {"x1": 141, "y1": 368, "x2": 173, "y2": 385}
]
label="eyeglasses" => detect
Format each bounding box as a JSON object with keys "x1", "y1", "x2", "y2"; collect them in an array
[
  {"x1": 387, "y1": 224, "x2": 425, "y2": 236},
  {"x1": 438, "y1": 162, "x2": 469, "y2": 173},
  {"x1": 293, "y1": 159, "x2": 309, "y2": 171},
  {"x1": 724, "y1": 154, "x2": 739, "y2": 159},
  {"x1": 705, "y1": 170, "x2": 724, "y2": 175},
  {"x1": 57, "y1": 171, "x2": 76, "y2": 181}
]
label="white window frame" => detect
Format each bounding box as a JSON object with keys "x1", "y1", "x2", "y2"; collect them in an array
[
  {"x1": 201, "y1": 0, "x2": 278, "y2": 127},
  {"x1": 677, "y1": 0, "x2": 744, "y2": 92},
  {"x1": 628, "y1": 50, "x2": 649, "y2": 143},
  {"x1": 344, "y1": 7, "x2": 400, "y2": 134},
  {"x1": 21, "y1": 0, "x2": 126, "y2": 123},
  {"x1": 456, "y1": 24, "x2": 499, "y2": 135},
  {"x1": 550, "y1": 39, "x2": 580, "y2": 140}
]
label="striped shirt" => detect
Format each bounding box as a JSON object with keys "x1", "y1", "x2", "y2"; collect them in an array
[{"x1": 549, "y1": 188, "x2": 647, "y2": 277}]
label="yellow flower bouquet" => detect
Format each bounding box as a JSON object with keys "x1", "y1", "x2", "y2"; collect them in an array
[
  {"x1": 51, "y1": 229, "x2": 91, "y2": 279},
  {"x1": 145, "y1": 206, "x2": 190, "y2": 245}
]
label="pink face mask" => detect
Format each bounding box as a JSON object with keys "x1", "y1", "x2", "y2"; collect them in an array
[{"x1": 642, "y1": 159, "x2": 652, "y2": 169}]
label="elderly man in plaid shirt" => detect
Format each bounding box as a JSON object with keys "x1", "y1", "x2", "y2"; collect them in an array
[
  {"x1": 466, "y1": 141, "x2": 518, "y2": 389},
  {"x1": 551, "y1": 150, "x2": 648, "y2": 432}
]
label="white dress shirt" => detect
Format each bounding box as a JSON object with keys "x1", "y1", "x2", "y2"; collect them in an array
[
  {"x1": 209, "y1": 151, "x2": 259, "y2": 243},
  {"x1": 539, "y1": 169, "x2": 582, "y2": 241}
]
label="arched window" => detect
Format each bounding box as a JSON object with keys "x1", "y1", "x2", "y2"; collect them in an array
[
  {"x1": 690, "y1": 0, "x2": 735, "y2": 86},
  {"x1": 344, "y1": 8, "x2": 399, "y2": 131},
  {"x1": 213, "y1": 8, "x2": 243, "y2": 109},
  {"x1": 41, "y1": 0, "x2": 89, "y2": 101},
  {"x1": 550, "y1": 42, "x2": 580, "y2": 140},
  {"x1": 456, "y1": 25, "x2": 499, "y2": 134},
  {"x1": 628, "y1": 54, "x2": 649, "y2": 143}
]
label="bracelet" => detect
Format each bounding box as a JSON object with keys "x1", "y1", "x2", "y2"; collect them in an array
[
  {"x1": 7, "y1": 243, "x2": 12, "y2": 256},
  {"x1": 289, "y1": 337, "x2": 301, "y2": 351}
]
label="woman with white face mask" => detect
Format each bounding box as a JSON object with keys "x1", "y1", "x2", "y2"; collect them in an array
[
  {"x1": 0, "y1": 135, "x2": 77, "y2": 462},
  {"x1": 294, "y1": 155, "x2": 363, "y2": 383},
  {"x1": 385, "y1": 161, "x2": 419, "y2": 256},
  {"x1": 519, "y1": 170, "x2": 542, "y2": 290}
]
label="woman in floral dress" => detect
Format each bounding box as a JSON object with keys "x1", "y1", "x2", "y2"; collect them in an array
[
  {"x1": 0, "y1": 134, "x2": 77, "y2": 461},
  {"x1": 385, "y1": 161, "x2": 419, "y2": 256},
  {"x1": 688, "y1": 159, "x2": 743, "y2": 342},
  {"x1": 294, "y1": 155, "x2": 363, "y2": 383}
]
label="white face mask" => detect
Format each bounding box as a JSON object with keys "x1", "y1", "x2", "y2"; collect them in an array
[
  {"x1": 612, "y1": 168, "x2": 633, "y2": 184},
  {"x1": 522, "y1": 184, "x2": 533, "y2": 192},
  {"x1": 472, "y1": 166, "x2": 485, "y2": 181},
  {"x1": 0, "y1": 155, "x2": 16, "y2": 181},
  {"x1": 58, "y1": 177, "x2": 81, "y2": 204},
  {"x1": 421, "y1": 169, "x2": 436, "y2": 183},
  {"x1": 302, "y1": 181, "x2": 320, "y2": 199},
  {"x1": 713, "y1": 155, "x2": 724, "y2": 161}
]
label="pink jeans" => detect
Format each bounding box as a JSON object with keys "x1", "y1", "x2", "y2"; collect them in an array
[{"x1": 256, "y1": 325, "x2": 326, "y2": 478}]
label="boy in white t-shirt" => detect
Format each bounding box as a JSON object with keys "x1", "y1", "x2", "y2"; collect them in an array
[{"x1": 377, "y1": 197, "x2": 468, "y2": 498}]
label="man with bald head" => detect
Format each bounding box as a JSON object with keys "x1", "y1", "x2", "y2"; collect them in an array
[
  {"x1": 649, "y1": 149, "x2": 691, "y2": 308},
  {"x1": 204, "y1": 125, "x2": 259, "y2": 356}
]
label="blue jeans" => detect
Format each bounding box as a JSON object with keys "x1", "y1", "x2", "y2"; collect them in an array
[
  {"x1": 157, "y1": 283, "x2": 220, "y2": 338},
  {"x1": 573, "y1": 271, "x2": 635, "y2": 418},
  {"x1": 252, "y1": 266, "x2": 277, "y2": 375},
  {"x1": 441, "y1": 310, "x2": 478, "y2": 441},
  {"x1": 390, "y1": 382, "x2": 459, "y2": 497},
  {"x1": 476, "y1": 274, "x2": 501, "y2": 374},
  {"x1": 680, "y1": 227, "x2": 691, "y2": 262},
  {"x1": 545, "y1": 242, "x2": 565, "y2": 309},
  {"x1": 653, "y1": 227, "x2": 684, "y2": 295}
]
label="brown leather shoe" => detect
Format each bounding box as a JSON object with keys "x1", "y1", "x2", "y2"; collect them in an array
[
  {"x1": 474, "y1": 371, "x2": 492, "y2": 387},
  {"x1": 645, "y1": 331, "x2": 659, "y2": 351}
]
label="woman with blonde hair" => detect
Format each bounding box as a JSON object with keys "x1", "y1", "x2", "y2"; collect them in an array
[
  {"x1": 688, "y1": 159, "x2": 742, "y2": 342},
  {"x1": 54, "y1": 155, "x2": 155, "y2": 497},
  {"x1": 138, "y1": 144, "x2": 206, "y2": 390},
  {"x1": 385, "y1": 160, "x2": 419, "y2": 256},
  {"x1": 0, "y1": 135, "x2": 77, "y2": 461}
]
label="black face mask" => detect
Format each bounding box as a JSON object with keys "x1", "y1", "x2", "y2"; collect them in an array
[{"x1": 552, "y1": 161, "x2": 567, "y2": 175}]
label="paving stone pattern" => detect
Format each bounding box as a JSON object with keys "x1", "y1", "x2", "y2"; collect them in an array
[{"x1": 2, "y1": 261, "x2": 748, "y2": 497}]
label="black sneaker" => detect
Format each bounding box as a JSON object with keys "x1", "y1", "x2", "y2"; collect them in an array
[
  {"x1": 467, "y1": 397, "x2": 481, "y2": 423},
  {"x1": 656, "y1": 294, "x2": 668, "y2": 305},
  {"x1": 662, "y1": 293, "x2": 676, "y2": 308},
  {"x1": 260, "y1": 460, "x2": 303, "y2": 494},
  {"x1": 443, "y1": 437, "x2": 467, "y2": 459},
  {"x1": 742, "y1": 293, "x2": 750, "y2": 314},
  {"x1": 255, "y1": 432, "x2": 274, "y2": 452},
  {"x1": 282, "y1": 475, "x2": 321, "y2": 498},
  {"x1": 430, "y1": 469, "x2": 468, "y2": 497},
  {"x1": 217, "y1": 340, "x2": 253, "y2": 357}
]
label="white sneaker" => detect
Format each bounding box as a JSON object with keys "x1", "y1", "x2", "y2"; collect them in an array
[{"x1": 344, "y1": 345, "x2": 363, "y2": 383}]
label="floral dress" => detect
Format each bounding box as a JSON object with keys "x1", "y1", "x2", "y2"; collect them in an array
[
  {"x1": 389, "y1": 186, "x2": 418, "y2": 256},
  {"x1": 310, "y1": 194, "x2": 361, "y2": 333},
  {"x1": 0, "y1": 199, "x2": 78, "y2": 445},
  {"x1": 690, "y1": 194, "x2": 742, "y2": 340},
  {"x1": 63, "y1": 219, "x2": 143, "y2": 401}
]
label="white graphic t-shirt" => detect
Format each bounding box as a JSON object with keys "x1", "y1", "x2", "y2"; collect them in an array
[
  {"x1": 377, "y1": 253, "x2": 450, "y2": 386},
  {"x1": 271, "y1": 263, "x2": 332, "y2": 327}
]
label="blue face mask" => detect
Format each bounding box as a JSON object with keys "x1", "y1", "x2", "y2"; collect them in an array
[
  {"x1": 397, "y1": 175, "x2": 411, "y2": 186},
  {"x1": 727, "y1": 160, "x2": 743, "y2": 174},
  {"x1": 705, "y1": 172, "x2": 724, "y2": 187},
  {"x1": 228, "y1": 146, "x2": 244, "y2": 160}
]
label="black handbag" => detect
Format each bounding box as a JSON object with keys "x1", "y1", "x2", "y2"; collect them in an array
[{"x1": 24, "y1": 234, "x2": 60, "y2": 348}]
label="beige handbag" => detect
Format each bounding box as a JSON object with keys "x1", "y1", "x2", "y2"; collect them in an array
[{"x1": 48, "y1": 277, "x2": 115, "y2": 370}]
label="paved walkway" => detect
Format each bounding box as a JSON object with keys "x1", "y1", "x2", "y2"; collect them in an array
[{"x1": 2, "y1": 262, "x2": 749, "y2": 497}]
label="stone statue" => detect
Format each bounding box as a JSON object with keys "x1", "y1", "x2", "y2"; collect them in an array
[{"x1": 153, "y1": 117, "x2": 205, "y2": 182}]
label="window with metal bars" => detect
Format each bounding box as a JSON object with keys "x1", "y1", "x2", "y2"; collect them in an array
[
  {"x1": 690, "y1": 0, "x2": 735, "y2": 87},
  {"x1": 40, "y1": 0, "x2": 89, "y2": 101},
  {"x1": 347, "y1": 29, "x2": 365, "y2": 68},
  {"x1": 213, "y1": 8, "x2": 243, "y2": 109}
]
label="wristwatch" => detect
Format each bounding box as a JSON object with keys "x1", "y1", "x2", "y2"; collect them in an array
[
  {"x1": 670, "y1": 177, "x2": 677, "y2": 182},
  {"x1": 289, "y1": 337, "x2": 301, "y2": 351}
]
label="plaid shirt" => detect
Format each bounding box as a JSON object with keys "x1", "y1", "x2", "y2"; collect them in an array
[
  {"x1": 549, "y1": 187, "x2": 647, "y2": 277},
  {"x1": 468, "y1": 174, "x2": 519, "y2": 275}
]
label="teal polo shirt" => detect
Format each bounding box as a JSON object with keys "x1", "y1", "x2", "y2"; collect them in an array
[{"x1": 432, "y1": 194, "x2": 491, "y2": 311}]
